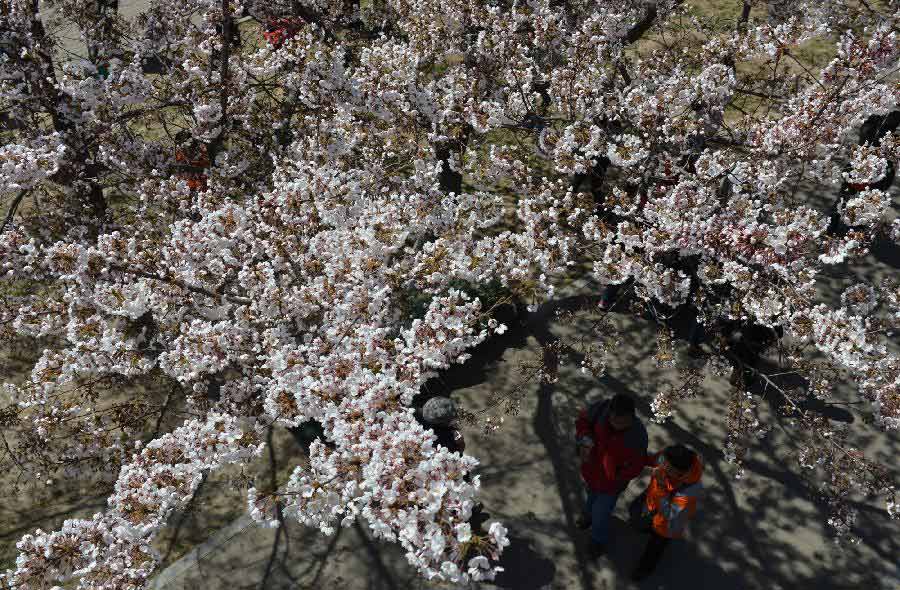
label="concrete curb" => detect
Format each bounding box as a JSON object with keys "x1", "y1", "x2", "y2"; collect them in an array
[{"x1": 149, "y1": 514, "x2": 256, "y2": 590}]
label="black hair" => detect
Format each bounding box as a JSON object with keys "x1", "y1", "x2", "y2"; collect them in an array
[
  {"x1": 664, "y1": 444, "x2": 695, "y2": 471},
  {"x1": 609, "y1": 394, "x2": 636, "y2": 417}
]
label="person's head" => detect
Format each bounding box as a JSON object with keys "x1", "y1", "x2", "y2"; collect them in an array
[
  {"x1": 607, "y1": 394, "x2": 635, "y2": 431},
  {"x1": 662, "y1": 444, "x2": 695, "y2": 479},
  {"x1": 422, "y1": 396, "x2": 458, "y2": 426}
]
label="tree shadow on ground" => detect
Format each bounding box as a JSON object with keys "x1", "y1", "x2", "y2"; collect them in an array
[
  {"x1": 419, "y1": 294, "x2": 897, "y2": 590},
  {"x1": 599, "y1": 516, "x2": 746, "y2": 590},
  {"x1": 598, "y1": 370, "x2": 899, "y2": 590},
  {"x1": 491, "y1": 533, "x2": 556, "y2": 589},
  {"x1": 0, "y1": 497, "x2": 108, "y2": 544},
  {"x1": 872, "y1": 235, "x2": 900, "y2": 270},
  {"x1": 490, "y1": 296, "x2": 897, "y2": 590},
  {"x1": 149, "y1": 294, "x2": 899, "y2": 590},
  {"x1": 418, "y1": 302, "x2": 532, "y2": 401},
  {"x1": 532, "y1": 380, "x2": 596, "y2": 590}
]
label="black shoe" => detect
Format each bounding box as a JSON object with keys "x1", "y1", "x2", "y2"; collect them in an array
[
  {"x1": 631, "y1": 567, "x2": 653, "y2": 582},
  {"x1": 575, "y1": 515, "x2": 591, "y2": 530},
  {"x1": 589, "y1": 542, "x2": 607, "y2": 558}
]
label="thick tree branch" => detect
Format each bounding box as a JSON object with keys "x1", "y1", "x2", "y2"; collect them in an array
[
  {"x1": 108, "y1": 264, "x2": 252, "y2": 305},
  {"x1": 208, "y1": 0, "x2": 233, "y2": 165},
  {"x1": 0, "y1": 190, "x2": 28, "y2": 235},
  {"x1": 623, "y1": 0, "x2": 684, "y2": 45}
]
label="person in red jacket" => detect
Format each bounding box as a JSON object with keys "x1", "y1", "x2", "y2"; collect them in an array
[{"x1": 575, "y1": 393, "x2": 648, "y2": 556}]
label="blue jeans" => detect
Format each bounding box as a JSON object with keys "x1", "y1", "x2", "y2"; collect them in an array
[{"x1": 584, "y1": 491, "x2": 620, "y2": 545}]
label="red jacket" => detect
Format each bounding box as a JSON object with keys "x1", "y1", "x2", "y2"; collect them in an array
[{"x1": 575, "y1": 400, "x2": 649, "y2": 493}]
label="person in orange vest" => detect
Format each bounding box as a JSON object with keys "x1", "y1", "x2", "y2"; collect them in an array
[{"x1": 630, "y1": 444, "x2": 704, "y2": 581}]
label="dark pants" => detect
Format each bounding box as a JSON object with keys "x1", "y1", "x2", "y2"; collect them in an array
[
  {"x1": 584, "y1": 491, "x2": 620, "y2": 544},
  {"x1": 599, "y1": 283, "x2": 622, "y2": 308},
  {"x1": 636, "y1": 531, "x2": 671, "y2": 573}
]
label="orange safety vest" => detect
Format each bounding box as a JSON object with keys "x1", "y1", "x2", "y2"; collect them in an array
[{"x1": 644, "y1": 454, "x2": 703, "y2": 538}]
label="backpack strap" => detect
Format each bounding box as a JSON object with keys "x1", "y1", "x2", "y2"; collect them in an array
[{"x1": 577, "y1": 399, "x2": 609, "y2": 447}]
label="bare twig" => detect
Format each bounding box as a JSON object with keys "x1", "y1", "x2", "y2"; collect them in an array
[{"x1": 107, "y1": 264, "x2": 251, "y2": 305}]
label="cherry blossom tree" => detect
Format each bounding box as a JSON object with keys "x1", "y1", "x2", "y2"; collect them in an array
[{"x1": 1, "y1": 0, "x2": 898, "y2": 587}]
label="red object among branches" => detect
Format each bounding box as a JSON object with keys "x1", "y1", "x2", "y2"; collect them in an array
[
  {"x1": 175, "y1": 145, "x2": 210, "y2": 191},
  {"x1": 262, "y1": 17, "x2": 304, "y2": 49}
]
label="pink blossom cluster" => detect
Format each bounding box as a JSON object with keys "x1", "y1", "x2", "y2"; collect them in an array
[{"x1": 10, "y1": 414, "x2": 263, "y2": 589}]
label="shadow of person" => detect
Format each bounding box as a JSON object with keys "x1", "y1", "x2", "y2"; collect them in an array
[
  {"x1": 626, "y1": 537, "x2": 754, "y2": 590},
  {"x1": 490, "y1": 534, "x2": 557, "y2": 590},
  {"x1": 602, "y1": 515, "x2": 753, "y2": 590},
  {"x1": 871, "y1": 231, "x2": 900, "y2": 270}
]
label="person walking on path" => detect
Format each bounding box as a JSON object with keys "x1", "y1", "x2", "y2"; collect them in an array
[
  {"x1": 575, "y1": 393, "x2": 649, "y2": 557},
  {"x1": 417, "y1": 396, "x2": 493, "y2": 531},
  {"x1": 419, "y1": 396, "x2": 466, "y2": 453},
  {"x1": 630, "y1": 444, "x2": 704, "y2": 581}
]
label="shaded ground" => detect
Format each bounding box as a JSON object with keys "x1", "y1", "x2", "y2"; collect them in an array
[{"x1": 147, "y1": 275, "x2": 900, "y2": 590}]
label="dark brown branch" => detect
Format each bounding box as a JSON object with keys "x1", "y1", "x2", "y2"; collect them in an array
[
  {"x1": 735, "y1": 87, "x2": 785, "y2": 101},
  {"x1": 207, "y1": 0, "x2": 233, "y2": 164},
  {"x1": 150, "y1": 384, "x2": 178, "y2": 440},
  {"x1": 260, "y1": 427, "x2": 286, "y2": 589},
  {"x1": 0, "y1": 190, "x2": 28, "y2": 235},
  {"x1": 108, "y1": 264, "x2": 252, "y2": 305},
  {"x1": 275, "y1": 88, "x2": 300, "y2": 149},
  {"x1": 623, "y1": 0, "x2": 684, "y2": 45}
]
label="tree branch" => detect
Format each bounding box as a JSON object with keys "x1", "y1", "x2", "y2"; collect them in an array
[
  {"x1": 623, "y1": 1, "x2": 684, "y2": 45},
  {"x1": 108, "y1": 264, "x2": 251, "y2": 305},
  {"x1": 1, "y1": 190, "x2": 28, "y2": 235},
  {"x1": 207, "y1": 0, "x2": 232, "y2": 165}
]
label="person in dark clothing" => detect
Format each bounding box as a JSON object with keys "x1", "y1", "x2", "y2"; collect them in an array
[
  {"x1": 828, "y1": 110, "x2": 899, "y2": 235},
  {"x1": 597, "y1": 283, "x2": 621, "y2": 310},
  {"x1": 419, "y1": 396, "x2": 466, "y2": 453},
  {"x1": 575, "y1": 393, "x2": 649, "y2": 557},
  {"x1": 417, "y1": 396, "x2": 490, "y2": 532},
  {"x1": 720, "y1": 320, "x2": 783, "y2": 388}
]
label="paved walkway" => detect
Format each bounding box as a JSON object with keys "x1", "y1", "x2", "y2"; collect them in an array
[{"x1": 149, "y1": 278, "x2": 900, "y2": 590}]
